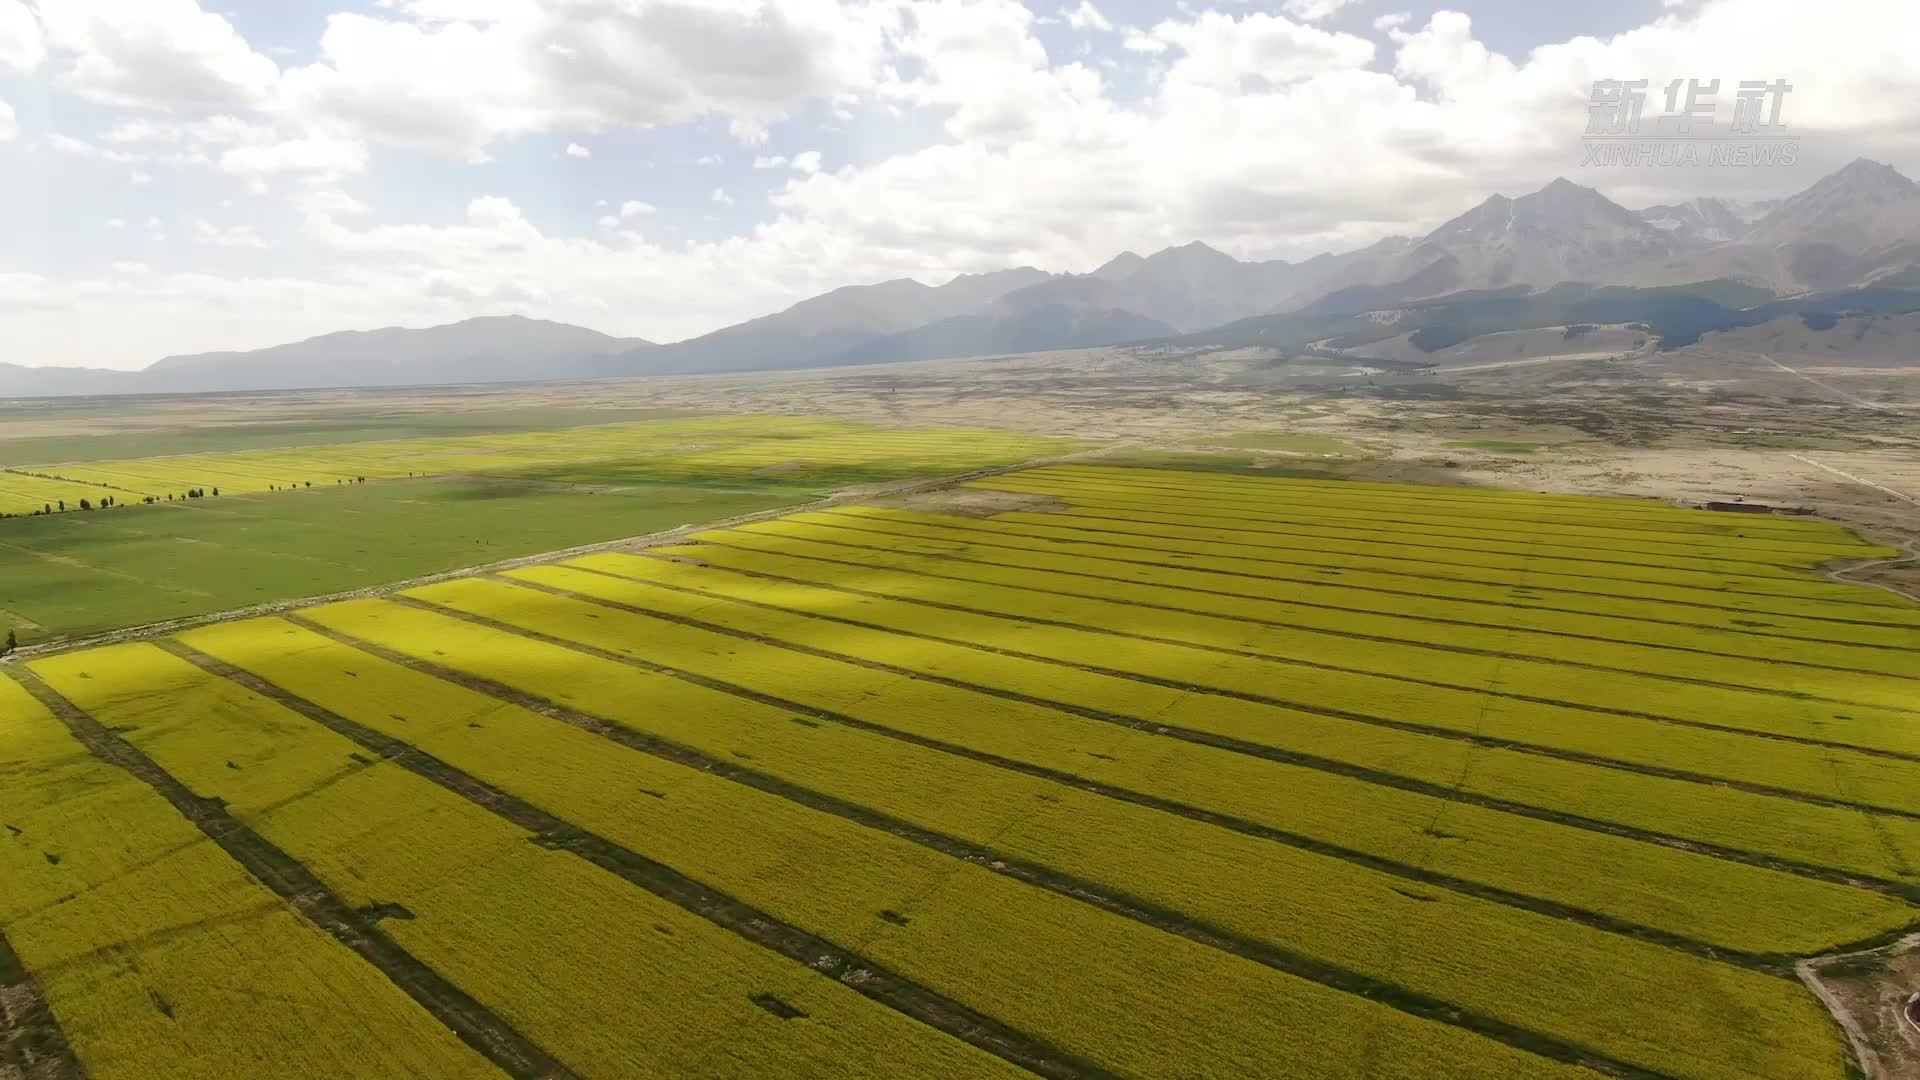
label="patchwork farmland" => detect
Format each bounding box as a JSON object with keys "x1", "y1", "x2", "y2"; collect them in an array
[{"x1": 4, "y1": 463, "x2": 1918, "y2": 1079}]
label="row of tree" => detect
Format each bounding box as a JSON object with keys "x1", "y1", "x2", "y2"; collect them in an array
[{"x1": 4, "y1": 474, "x2": 376, "y2": 522}]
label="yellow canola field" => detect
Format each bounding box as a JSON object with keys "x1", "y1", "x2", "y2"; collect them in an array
[
  {"x1": 814, "y1": 506, "x2": 1920, "y2": 647},
  {"x1": 1001, "y1": 465, "x2": 1886, "y2": 556},
  {"x1": 28, "y1": 643, "x2": 1025, "y2": 1080},
  {"x1": 1039, "y1": 464, "x2": 1883, "y2": 543},
  {"x1": 972, "y1": 476, "x2": 1870, "y2": 571},
  {"x1": 676, "y1": 526, "x2": 1920, "y2": 716},
  {"x1": 607, "y1": 528, "x2": 1920, "y2": 876},
  {"x1": 539, "y1": 556, "x2": 1920, "y2": 929},
  {"x1": 583, "y1": 547, "x2": 1920, "y2": 822},
  {"x1": 298, "y1": 597, "x2": 1605, "y2": 1080},
  {"x1": 226, "y1": 601, "x2": 1845, "y2": 1080},
  {"x1": 725, "y1": 515, "x2": 1920, "y2": 677},
  {"x1": 0, "y1": 674, "x2": 496, "y2": 1080}
]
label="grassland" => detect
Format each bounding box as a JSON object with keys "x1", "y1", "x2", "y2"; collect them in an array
[
  {"x1": 0, "y1": 416, "x2": 1079, "y2": 645},
  {"x1": 4, "y1": 463, "x2": 1916, "y2": 1080}
]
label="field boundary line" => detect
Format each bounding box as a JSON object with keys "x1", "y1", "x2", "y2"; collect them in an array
[
  {"x1": 613, "y1": 555, "x2": 1920, "y2": 791},
  {"x1": 0, "y1": 927, "x2": 86, "y2": 1080},
  {"x1": 1, "y1": 449, "x2": 1110, "y2": 662},
  {"x1": 3, "y1": 667, "x2": 580, "y2": 1080},
  {"x1": 157, "y1": 640, "x2": 1109, "y2": 1080},
  {"x1": 277, "y1": 611, "x2": 1695, "y2": 1080},
  {"x1": 789, "y1": 513, "x2": 1920, "y2": 651},
  {"x1": 717, "y1": 523, "x2": 1917, "y2": 679},
  {"x1": 689, "y1": 529, "x2": 1920, "y2": 712},
  {"x1": 503, "y1": 570, "x2": 1920, "y2": 904},
  {"x1": 392, "y1": 586, "x2": 1886, "y2": 966}
]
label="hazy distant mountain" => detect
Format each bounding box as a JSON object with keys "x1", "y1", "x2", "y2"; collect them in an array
[
  {"x1": 0, "y1": 362, "x2": 135, "y2": 397},
  {"x1": 622, "y1": 267, "x2": 1051, "y2": 374},
  {"x1": 1638, "y1": 197, "x2": 1749, "y2": 246},
  {"x1": 143, "y1": 316, "x2": 651, "y2": 393},
  {"x1": 1, "y1": 316, "x2": 654, "y2": 397},
  {"x1": 1747, "y1": 158, "x2": 1920, "y2": 252},
  {"x1": 12, "y1": 159, "x2": 1920, "y2": 399},
  {"x1": 829, "y1": 304, "x2": 1177, "y2": 367}
]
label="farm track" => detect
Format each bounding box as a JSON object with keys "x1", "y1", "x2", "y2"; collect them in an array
[
  {"x1": 1819, "y1": 540, "x2": 1920, "y2": 607},
  {"x1": 3, "y1": 449, "x2": 1113, "y2": 663},
  {"x1": 500, "y1": 569, "x2": 1920, "y2": 901},
  {"x1": 280, "y1": 609, "x2": 1683, "y2": 1080},
  {"x1": 568, "y1": 557, "x2": 1920, "y2": 822},
  {"x1": 0, "y1": 929, "x2": 82, "y2": 1080},
  {"x1": 371, "y1": 589, "x2": 1873, "y2": 968},
  {"x1": 678, "y1": 530, "x2": 1920, "y2": 712},
  {"x1": 155, "y1": 640, "x2": 1106, "y2": 1080},
  {"x1": 3, "y1": 667, "x2": 579, "y2": 1080}
]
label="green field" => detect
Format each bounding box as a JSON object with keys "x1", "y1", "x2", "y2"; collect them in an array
[
  {"x1": 0, "y1": 416, "x2": 1080, "y2": 644},
  {"x1": 4, "y1": 464, "x2": 1915, "y2": 1079},
  {"x1": 0, "y1": 478, "x2": 800, "y2": 644}
]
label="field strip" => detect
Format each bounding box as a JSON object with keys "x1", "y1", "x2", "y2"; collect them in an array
[
  {"x1": 277, "y1": 609, "x2": 1608, "y2": 1080},
  {"x1": 279, "y1": 605, "x2": 1840, "y2": 1080},
  {"x1": 634, "y1": 542, "x2": 1920, "y2": 771},
  {"x1": 186, "y1": 622, "x2": 1720, "y2": 1080},
  {"x1": 415, "y1": 576, "x2": 1920, "y2": 950},
  {"x1": 0, "y1": 926, "x2": 81, "y2": 1080},
  {"x1": 979, "y1": 478, "x2": 1873, "y2": 567},
  {"x1": 157, "y1": 639, "x2": 1084, "y2": 1080},
  {"x1": 728, "y1": 520, "x2": 1918, "y2": 677},
  {"x1": 699, "y1": 526, "x2": 1920, "y2": 706},
  {"x1": 1042, "y1": 464, "x2": 1865, "y2": 535},
  {"x1": 6, "y1": 665, "x2": 573, "y2": 1080},
  {"x1": 786, "y1": 512, "x2": 1920, "y2": 651},
  {"x1": 942, "y1": 509, "x2": 1909, "y2": 611},
  {"x1": 973, "y1": 476, "x2": 1871, "y2": 566},
  {"x1": 823, "y1": 507, "x2": 1920, "y2": 637},
  {"x1": 0, "y1": 677, "x2": 505, "y2": 1080},
  {"x1": 1011, "y1": 468, "x2": 1881, "y2": 552},
  {"x1": 1020, "y1": 495, "x2": 1842, "y2": 574},
  {"x1": 573, "y1": 553, "x2": 1920, "y2": 834}
]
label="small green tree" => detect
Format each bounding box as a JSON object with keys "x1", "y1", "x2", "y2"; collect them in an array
[
  {"x1": 56, "y1": 499, "x2": 65, "y2": 511},
  {"x1": 78, "y1": 498, "x2": 90, "y2": 510},
  {"x1": 212, "y1": 487, "x2": 219, "y2": 496},
  {"x1": 3, "y1": 629, "x2": 15, "y2": 655},
  {"x1": 43, "y1": 503, "x2": 51, "y2": 514}
]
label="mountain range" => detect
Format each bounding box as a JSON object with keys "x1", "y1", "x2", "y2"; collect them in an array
[{"x1": 9, "y1": 158, "x2": 1920, "y2": 398}]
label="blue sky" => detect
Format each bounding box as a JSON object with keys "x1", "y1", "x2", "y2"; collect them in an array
[{"x1": 1, "y1": 0, "x2": 1913, "y2": 368}]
